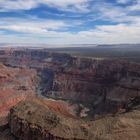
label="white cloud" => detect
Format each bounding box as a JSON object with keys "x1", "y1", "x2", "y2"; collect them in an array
[
  {"x1": 128, "y1": 0, "x2": 140, "y2": 11},
  {"x1": 91, "y1": 2, "x2": 140, "y2": 24},
  {"x1": 117, "y1": 0, "x2": 131, "y2": 4},
  {"x1": 74, "y1": 22, "x2": 140, "y2": 44},
  {"x1": 0, "y1": 17, "x2": 76, "y2": 34},
  {"x1": 0, "y1": 19, "x2": 140, "y2": 44},
  {"x1": 0, "y1": 0, "x2": 40, "y2": 11},
  {"x1": 0, "y1": 0, "x2": 140, "y2": 44},
  {"x1": 98, "y1": 5, "x2": 127, "y2": 22},
  {"x1": 0, "y1": 0, "x2": 90, "y2": 13},
  {"x1": 43, "y1": 0, "x2": 90, "y2": 12},
  {"x1": 43, "y1": 0, "x2": 88, "y2": 7}
]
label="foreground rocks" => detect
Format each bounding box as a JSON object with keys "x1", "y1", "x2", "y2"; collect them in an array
[
  {"x1": 9, "y1": 100, "x2": 88, "y2": 140},
  {"x1": 9, "y1": 100, "x2": 140, "y2": 140},
  {"x1": 0, "y1": 129, "x2": 15, "y2": 140}
]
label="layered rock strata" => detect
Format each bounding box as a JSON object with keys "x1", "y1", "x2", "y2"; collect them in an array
[
  {"x1": 0, "y1": 63, "x2": 37, "y2": 126},
  {"x1": 9, "y1": 100, "x2": 140, "y2": 140},
  {"x1": 0, "y1": 48, "x2": 140, "y2": 117}
]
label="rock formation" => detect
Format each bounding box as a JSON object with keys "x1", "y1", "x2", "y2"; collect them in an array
[
  {"x1": 0, "y1": 63, "x2": 37, "y2": 126},
  {"x1": 0, "y1": 48, "x2": 139, "y2": 139},
  {"x1": 9, "y1": 99, "x2": 140, "y2": 140},
  {"x1": 9, "y1": 100, "x2": 87, "y2": 140},
  {"x1": 0, "y1": 48, "x2": 140, "y2": 118}
]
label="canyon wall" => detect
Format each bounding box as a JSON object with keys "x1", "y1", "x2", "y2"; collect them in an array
[
  {"x1": 0, "y1": 48, "x2": 139, "y2": 140},
  {"x1": 0, "y1": 63, "x2": 37, "y2": 126},
  {"x1": 0, "y1": 48, "x2": 140, "y2": 118}
]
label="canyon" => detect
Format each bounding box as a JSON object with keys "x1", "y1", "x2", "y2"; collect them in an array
[{"x1": 0, "y1": 48, "x2": 139, "y2": 140}]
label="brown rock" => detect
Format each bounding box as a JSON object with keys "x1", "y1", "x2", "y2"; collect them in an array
[
  {"x1": 9, "y1": 100, "x2": 140, "y2": 140},
  {"x1": 9, "y1": 100, "x2": 89, "y2": 140}
]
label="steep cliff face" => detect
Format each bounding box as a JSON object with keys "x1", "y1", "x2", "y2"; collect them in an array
[
  {"x1": 1, "y1": 48, "x2": 72, "y2": 68},
  {"x1": 45, "y1": 59, "x2": 140, "y2": 117},
  {"x1": 0, "y1": 48, "x2": 140, "y2": 118},
  {"x1": 0, "y1": 63, "x2": 37, "y2": 126}
]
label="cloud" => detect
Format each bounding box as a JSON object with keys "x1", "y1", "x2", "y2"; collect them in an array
[
  {"x1": 0, "y1": 0, "x2": 140, "y2": 44},
  {"x1": 0, "y1": 18, "x2": 140, "y2": 44},
  {"x1": 89, "y1": 2, "x2": 140, "y2": 24},
  {"x1": 43, "y1": 0, "x2": 90, "y2": 13},
  {"x1": 117, "y1": 0, "x2": 131, "y2": 4},
  {"x1": 0, "y1": 17, "x2": 78, "y2": 34},
  {"x1": 0, "y1": 0, "x2": 40, "y2": 11},
  {"x1": 74, "y1": 22, "x2": 140, "y2": 44},
  {"x1": 0, "y1": 0, "x2": 90, "y2": 13},
  {"x1": 128, "y1": 0, "x2": 140, "y2": 11}
]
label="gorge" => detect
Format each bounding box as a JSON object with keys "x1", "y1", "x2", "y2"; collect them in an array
[{"x1": 0, "y1": 48, "x2": 139, "y2": 140}]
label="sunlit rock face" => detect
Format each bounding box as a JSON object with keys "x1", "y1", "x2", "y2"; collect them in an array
[{"x1": 0, "y1": 63, "x2": 37, "y2": 126}]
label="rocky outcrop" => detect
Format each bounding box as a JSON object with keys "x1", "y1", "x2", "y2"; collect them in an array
[
  {"x1": 9, "y1": 100, "x2": 89, "y2": 140},
  {"x1": 9, "y1": 100, "x2": 140, "y2": 140},
  {"x1": 0, "y1": 63, "x2": 37, "y2": 126},
  {"x1": 0, "y1": 128, "x2": 15, "y2": 140}
]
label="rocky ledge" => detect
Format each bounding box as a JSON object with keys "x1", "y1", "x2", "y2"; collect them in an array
[
  {"x1": 9, "y1": 100, "x2": 89, "y2": 140},
  {"x1": 8, "y1": 99, "x2": 140, "y2": 140}
]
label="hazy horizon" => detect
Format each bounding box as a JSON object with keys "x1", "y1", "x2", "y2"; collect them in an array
[{"x1": 0, "y1": 43, "x2": 140, "y2": 48}]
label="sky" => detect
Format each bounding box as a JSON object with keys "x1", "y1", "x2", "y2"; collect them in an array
[{"x1": 0, "y1": 0, "x2": 140, "y2": 44}]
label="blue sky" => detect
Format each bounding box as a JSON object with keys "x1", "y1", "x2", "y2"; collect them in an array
[{"x1": 0, "y1": 0, "x2": 140, "y2": 44}]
